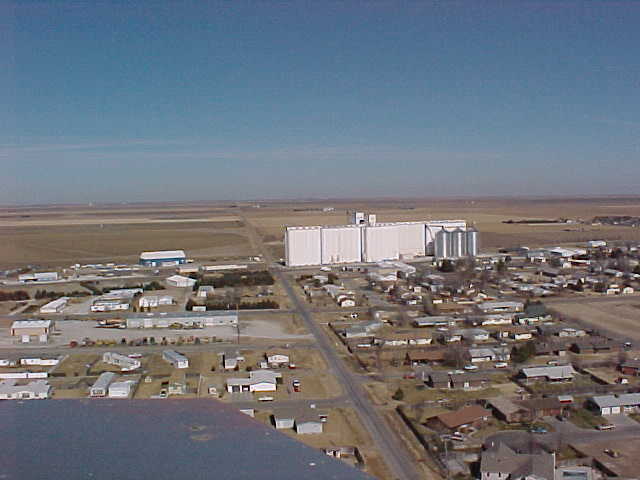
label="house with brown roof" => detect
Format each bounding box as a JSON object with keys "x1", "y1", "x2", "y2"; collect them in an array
[
  {"x1": 427, "y1": 405, "x2": 491, "y2": 432},
  {"x1": 405, "y1": 349, "x2": 446, "y2": 365},
  {"x1": 571, "y1": 337, "x2": 618, "y2": 354},
  {"x1": 518, "y1": 397, "x2": 567, "y2": 419},
  {"x1": 449, "y1": 372, "x2": 490, "y2": 390},
  {"x1": 427, "y1": 371, "x2": 451, "y2": 389},
  {"x1": 535, "y1": 341, "x2": 569, "y2": 357},
  {"x1": 620, "y1": 359, "x2": 640, "y2": 376},
  {"x1": 486, "y1": 398, "x2": 529, "y2": 424}
]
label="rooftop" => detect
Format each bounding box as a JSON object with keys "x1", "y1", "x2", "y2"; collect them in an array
[
  {"x1": 10, "y1": 320, "x2": 52, "y2": 329},
  {"x1": 435, "y1": 405, "x2": 491, "y2": 429},
  {"x1": 139, "y1": 250, "x2": 186, "y2": 260}
]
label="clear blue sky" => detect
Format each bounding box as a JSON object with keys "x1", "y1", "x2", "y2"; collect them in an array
[{"x1": 2, "y1": 1, "x2": 639, "y2": 204}]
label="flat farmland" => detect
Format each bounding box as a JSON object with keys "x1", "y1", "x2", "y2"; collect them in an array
[
  {"x1": 0, "y1": 222, "x2": 254, "y2": 268},
  {"x1": 244, "y1": 197, "x2": 640, "y2": 251},
  {"x1": 3, "y1": 197, "x2": 640, "y2": 269},
  {"x1": 549, "y1": 297, "x2": 640, "y2": 342}
]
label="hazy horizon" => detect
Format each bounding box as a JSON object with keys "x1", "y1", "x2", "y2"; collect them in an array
[{"x1": 3, "y1": 1, "x2": 640, "y2": 204}]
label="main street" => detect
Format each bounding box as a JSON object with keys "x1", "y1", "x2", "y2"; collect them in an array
[{"x1": 238, "y1": 212, "x2": 423, "y2": 480}]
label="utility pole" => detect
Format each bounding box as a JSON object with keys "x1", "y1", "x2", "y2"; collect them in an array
[{"x1": 236, "y1": 302, "x2": 240, "y2": 345}]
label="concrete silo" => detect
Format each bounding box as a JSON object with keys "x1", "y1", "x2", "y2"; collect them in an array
[{"x1": 466, "y1": 227, "x2": 479, "y2": 257}]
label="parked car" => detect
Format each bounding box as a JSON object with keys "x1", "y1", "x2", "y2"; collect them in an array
[
  {"x1": 530, "y1": 426, "x2": 548, "y2": 434},
  {"x1": 464, "y1": 364, "x2": 479, "y2": 371},
  {"x1": 258, "y1": 396, "x2": 274, "y2": 402},
  {"x1": 494, "y1": 362, "x2": 508, "y2": 368},
  {"x1": 596, "y1": 423, "x2": 615, "y2": 431}
]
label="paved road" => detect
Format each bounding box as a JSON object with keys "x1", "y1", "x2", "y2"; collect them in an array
[
  {"x1": 228, "y1": 395, "x2": 350, "y2": 410},
  {"x1": 545, "y1": 294, "x2": 640, "y2": 305},
  {"x1": 240, "y1": 213, "x2": 422, "y2": 480},
  {"x1": 486, "y1": 415, "x2": 640, "y2": 451},
  {"x1": 0, "y1": 342, "x2": 318, "y2": 357},
  {"x1": 276, "y1": 270, "x2": 422, "y2": 480}
]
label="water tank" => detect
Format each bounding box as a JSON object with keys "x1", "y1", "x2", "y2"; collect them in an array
[
  {"x1": 434, "y1": 228, "x2": 451, "y2": 258},
  {"x1": 466, "y1": 227, "x2": 479, "y2": 257},
  {"x1": 452, "y1": 228, "x2": 467, "y2": 258}
]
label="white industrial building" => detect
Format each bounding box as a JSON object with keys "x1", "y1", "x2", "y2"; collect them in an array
[
  {"x1": 284, "y1": 212, "x2": 478, "y2": 267},
  {"x1": 126, "y1": 312, "x2": 238, "y2": 329},
  {"x1": 166, "y1": 275, "x2": 196, "y2": 288},
  {"x1": 321, "y1": 226, "x2": 362, "y2": 264},
  {"x1": 18, "y1": 271, "x2": 58, "y2": 283},
  {"x1": 138, "y1": 295, "x2": 173, "y2": 308},
  {"x1": 139, "y1": 250, "x2": 186, "y2": 267},
  {"x1": 40, "y1": 297, "x2": 69, "y2": 314},
  {"x1": 91, "y1": 300, "x2": 129, "y2": 312}
]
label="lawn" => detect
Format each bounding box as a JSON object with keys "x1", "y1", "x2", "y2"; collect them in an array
[{"x1": 569, "y1": 407, "x2": 606, "y2": 429}]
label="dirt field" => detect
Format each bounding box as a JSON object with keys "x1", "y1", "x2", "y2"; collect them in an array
[
  {"x1": 256, "y1": 407, "x2": 393, "y2": 480},
  {"x1": 550, "y1": 298, "x2": 640, "y2": 342},
  {"x1": 3, "y1": 197, "x2": 640, "y2": 268},
  {"x1": 243, "y1": 197, "x2": 640, "y2": 251}
]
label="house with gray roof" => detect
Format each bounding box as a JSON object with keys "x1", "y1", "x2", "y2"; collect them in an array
[
  {"x1": 520, "y1": 365, "x2": 576, "y2": 383},
  {"x1": 481, "y1": 442, "x2": 555, "y2": 480},
  {"x1": 589, "y1": 393, "x2": 640, "y2": 416}
]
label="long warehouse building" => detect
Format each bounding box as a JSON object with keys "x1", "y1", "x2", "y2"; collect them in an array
[{"x1": 285, "y1": 212, "x2": 478, "y2": 267}]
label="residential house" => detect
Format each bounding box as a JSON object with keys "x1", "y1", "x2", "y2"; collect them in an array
[
  {"x1": 518, "y1": 397, "x2": 567, "y2": 419},
  {"x1": 589, "y1": 393, "x2": 640, "y2": 416},
  {"x1": 162, "y1": 350, "x2": 189, "y2": 369},
  {"x1": 620, "y1": 359, "x2": 640, "y2": 376},
  {"x1": 535, "y1": 341, "x2": 568, "y2": 357},
  {"x1": 427, "y1": 405, "x2": 491, "y2": 432},
  {"x1": 295, "y1": 414, "x2": 324, "y2": 435},
  {"x1": 480, "y1": 442, "x2": 555, "y2": 480},
  {"x1": 273, "y1": 409, "x2": 296, "y2": 429},
  {"x1": 486, "y1": 398, "x2": 529, "y2": 423},
  {"x1": 468, "y1": 347, "x2": 511, "y2": 364},
  {"x1": 226, "y1": 370, "x2": 282, "y2": 393},
  {"x1": 266, "y1": 352, "x2": 290, "y2": 367},
  {"x1": 377, "y1": 332, "x2": 432, "y2": 347},
  {"x1": 571, "y1": 337, "x2": 618, "y2": 354},
  {"x1": 477, "y1": 301, "x2": 524, "y2": 314},
  {"x1": 108, "y1": 380, "x2": 136, "y2": 398},
  {"x1": 413, "y1": 316, "x2": 457, "y2": 328},
  {"x1": 449, "y1": 372, "x2": 490, "y2": 390},
  {"x1": 520, "y1": 365, "x2": 576, "y2": 383},
  {"x1": 458, "y1": 328, "x2": 491, "y2": 342},
  {"x1": 426, "y1": 372, "x2": 451, "y2": 389},
  {"x1": 494, "y1": 326, "x2": 535, "y2": 341},
  {"x1": 102, "y1": 352, "x2": 141, "y2": 372},
  {"x1": 405, "y1": 349, "x2": 446, "y2": 365},
  {"x1": 0, "y1": 379, "x2": 51, "y2": 400},
  {"x1": 90, "y1": 372, "x2": 117, "y2": 397}
]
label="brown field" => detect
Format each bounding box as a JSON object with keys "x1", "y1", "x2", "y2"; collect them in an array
[
  {"x1": 243, "y1": 197, "x2": 640, "y2": 251},
  {"x1": 550, "y1": 297, "x2": 640, "y2": 342},
  {"x1": 0, "y1": 222, "x2": 254, "y2": 268},
  {"x1": 3, "y1": 197, "x2": 640, "y2": 268},
  {"x1": 256, "y1": 407, "x2": 393, "y2": 480}
]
